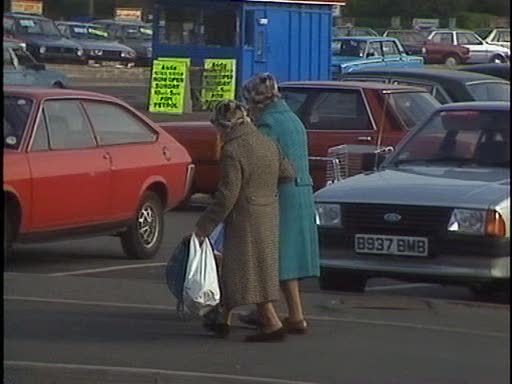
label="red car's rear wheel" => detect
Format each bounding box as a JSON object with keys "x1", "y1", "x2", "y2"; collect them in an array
[{"x1": 120, "y1": 191, "x2": 164, "y2": 259}]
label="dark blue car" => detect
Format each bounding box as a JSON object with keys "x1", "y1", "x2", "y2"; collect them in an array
[
  {"x1": 56, "y1": 22, "x2": 137, "y2": 64},
  {"x1": 4, "y1": 13, "x2": 85, "y2": 63}
]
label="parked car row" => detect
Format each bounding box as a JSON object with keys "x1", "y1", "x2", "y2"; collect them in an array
[
  {"x1": 332, "y1": 27, "x2": 510, "y2": 73},
  {"x1": 3, "y1": 12, "x2": 153, "y2": 65}
]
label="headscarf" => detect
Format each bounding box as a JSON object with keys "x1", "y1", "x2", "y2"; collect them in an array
[
  {"x1": 210, "y1": 100, "x2": 251, "y2": 132},
  {"x1": 242, "y1": 72, "x2": 281, "y2": 109}
]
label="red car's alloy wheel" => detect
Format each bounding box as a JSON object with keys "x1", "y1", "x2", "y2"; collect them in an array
[
  {"x1": 121, "y1": 191, "x2": 164, "y2": 259},
  {"x1": 137, "y1": 202, "x2": 160, "y2": 248}
]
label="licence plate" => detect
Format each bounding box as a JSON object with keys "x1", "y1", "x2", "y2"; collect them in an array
[{"x1": 355, "y1": 234, "x2": 428, "y2": 257}]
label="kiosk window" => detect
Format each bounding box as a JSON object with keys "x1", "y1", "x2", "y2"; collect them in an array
[{"x1": 161, "y1": 6, "x2": 237, "y2": 47}]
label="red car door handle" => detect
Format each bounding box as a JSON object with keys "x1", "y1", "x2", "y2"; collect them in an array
[{"x1": 358, "y1": 136, "x2": 372, "y2": 142}]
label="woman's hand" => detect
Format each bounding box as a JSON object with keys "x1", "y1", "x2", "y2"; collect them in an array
[{"x1": 194, "y1": 228, "x2": 206, "y2": 242}]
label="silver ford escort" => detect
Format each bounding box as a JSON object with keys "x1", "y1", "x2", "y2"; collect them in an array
[{"x1": 315, "y1": 102, "x2": 510, "y2": 296}]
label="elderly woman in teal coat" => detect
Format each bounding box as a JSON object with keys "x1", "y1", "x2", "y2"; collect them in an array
[{"x1": 241, "y1": 72, "x2": 320, "y2": 333}]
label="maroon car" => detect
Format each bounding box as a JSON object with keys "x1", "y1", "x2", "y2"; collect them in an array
[{"x1": 384, "y1": 30, "x2": 470, "y2": 66}]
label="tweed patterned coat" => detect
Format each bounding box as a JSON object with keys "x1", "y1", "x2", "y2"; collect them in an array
[
  {"x1": 196, "y1": 121, "x2": 295, "y2": 309},
  {"x1": 256, "y1": 99, "x2": 320, "y2": 281}
]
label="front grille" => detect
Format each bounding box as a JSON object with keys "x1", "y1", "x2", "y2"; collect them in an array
[
  {"x1": 46, "y1": 47, "x2": 76, "y2": 55},
  {"x1": 102, "y1": 50, "x2": 122, "y2": 58},
  {"x1": 342, "y1": 203, "x2": 452, "y2": 236}
]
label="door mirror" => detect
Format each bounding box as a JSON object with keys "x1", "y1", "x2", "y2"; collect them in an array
[{"x1": 366, "y1": 51, "x2": 376, "y2": 58}]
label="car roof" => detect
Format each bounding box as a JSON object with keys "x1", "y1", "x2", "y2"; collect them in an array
[
  {"x1": 437, "y1": 101, "x2": 510, "y2": 112},
  {"x1": 385, "y1": 29, "x2": 419, "y2": 33},
  {"x1": 279, "y1": 81, "x2": 427, "y2": 92},
  {"x1": 56, "y1": 21, "x2": 98, "y2": 27},
  {"x1": 3, "y1": 86, "x2": 120, "y2": 102},
  {"x1": 5, "y1": 12, "x2": 49, "y2": 20},
  {"x1": 341, "y1": 68, "x2": 508, "y2": 83},
  {"x1": 332, "y1": 36, "x2": 395, "y2": 41},
  {"x1": 93, "y1": 19, "x2": 146, "y2": 25},
  {"x1": 429, "y1": 29, "x2": 474, "y2": 33}
]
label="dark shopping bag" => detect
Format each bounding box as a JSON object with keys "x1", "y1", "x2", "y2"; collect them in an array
[{"x1": 166, "y1": 235, "x2": 191, "y2": 314}]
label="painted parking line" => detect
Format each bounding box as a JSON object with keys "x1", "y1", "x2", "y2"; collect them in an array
[
  {"x1": 50, "y1": 265, "x2": 436, "y2": 292},
  {"x1": 367, "y1": 283, "x2": 437, "y2": 291},
  {"x1": 48, "y1": 263, "x2": 167, "y2": 277},
  {"x1": 4, "y1": 295, "x2": 507, "y2": 338},
  {"x1": 4, "y1": 361, "x2": 318, "y2": 384}
]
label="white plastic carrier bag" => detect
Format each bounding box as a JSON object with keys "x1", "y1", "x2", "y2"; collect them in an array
[{"x1": 183, "y1": 234, "x2": 221, "y2": 316}]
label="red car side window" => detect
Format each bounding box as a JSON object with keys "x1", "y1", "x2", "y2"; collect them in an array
[
  {"x1": 31, "y1": 113, "x2": 50, "y2": 151},
  {"x1": 44, "y1": 100, "x2": 96, "y2": 150},
  {"x1": 82, "y1": 101, "x2": 156, "y2": 146}
]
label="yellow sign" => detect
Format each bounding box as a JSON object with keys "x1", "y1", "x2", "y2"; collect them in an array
[
  {"x1": 11, "y1": 0, "x2": 43, "y2": 14},
  {"x1": 148, "y1": 59, "x2": 190, "y2": 114},
  {"x1": 115, "y1": 8, "x2": 143, "y2": 21},
  {"x1": 201, "y1": 59, "x2": 237, "y2": 110}
]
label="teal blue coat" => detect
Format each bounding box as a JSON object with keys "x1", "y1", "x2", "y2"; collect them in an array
[{"x1": 256, "y1": 99, "x2": 320, "y2": 281}]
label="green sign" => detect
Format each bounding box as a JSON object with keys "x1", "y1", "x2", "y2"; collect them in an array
[
  {"x1": 148, "y1": 59, "x2": 189, "y2": 114},
  {"x1": 201, "y1": 59, "x2": 236, "y2": 110}
]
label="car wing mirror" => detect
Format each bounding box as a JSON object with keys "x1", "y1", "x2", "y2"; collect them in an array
[
  {"x1": 366, "y1": 51, "x2": 375, "y2": 58},
  {"x1": 361, "y1": 147, "x2": 394, "y2": 171}
]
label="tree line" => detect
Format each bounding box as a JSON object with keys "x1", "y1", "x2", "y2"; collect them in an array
[{"x1": 345, "y1": 0, "x2": 509, "y2": 18}]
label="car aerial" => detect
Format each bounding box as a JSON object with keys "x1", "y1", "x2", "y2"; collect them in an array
[
  {"x1": 55, "y1": 21, "x2": 137, "y2": 65},
  {"x1": 332, "y1": 26, "x2": 379, "y2": 38},
  {"x1": 475, "y1": 28, "x2": 510, "y2": 50},
  {"x1": 3, "y1": 39, "x2": 69, "y2": 88},
  {"x1": 331, "y1": 37, "x2": 424, "y2": 79},
  {"x1": 427, "y1": 29, "x2": 510, "y2": 64},
  {"x1": 159, "y1": 81, "x2": 440, "y2": 195},
  {"x1": 458, "y1": 63, "x2": 510, "y2": 81},
  {"x1": 3, "y1": 12, "x2": 85, "y2": 63},
  {"x1": 383, "y1": 29, "x2": 471, "y2": 66},
  {"x1": 339, "y1": 67, "x2": 510, "y2": 104},
  {"x1": 92, "y1": 19, "x2": 152, "y2": 65},
  {"x1": 315, "y1": 101, "x2": 510, "y2": 296},
  {"x1": 3, "y1": 86, "x2": 194, "y2": 260}
]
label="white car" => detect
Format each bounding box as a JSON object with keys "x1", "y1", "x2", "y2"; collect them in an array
[
  {"x1": 428, "y1": 29, "x2": 510, "y2": 64},
  {"x1": 476, "y1": 28, "x2": 510, "y2": 50},
  {"x1": 315, "y1": 102, "x2": 510, "y2": 296}
]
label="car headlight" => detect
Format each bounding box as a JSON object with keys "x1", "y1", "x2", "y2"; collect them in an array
[
  {"x1": 121, "y1": 51, "x2": 136, "y2": 58},
  {"x1": 421, "y1": 46, "x2": 427, "y2": 54},
  {"x1": 39, "y1": 46, "x2": 46, "y2": 54},
  {"x1": 77, "y1": 48, "x2": 84, "y2": 56},
  {"x1": 448, "y1": 209, "x2": 506, "y2": 237},
  {"x1": 91, "y1": 49, "x2": 103, "y2": 56},
  {"x1": 315, "y1": 203, "x2": 342, "y2": 227}
]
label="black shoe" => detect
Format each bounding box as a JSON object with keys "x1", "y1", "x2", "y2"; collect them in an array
[
  {"x1": 245, "y1": 327, "x2": 286, "y2": 343},
  {"x1": 238, "y1": 311, "x2": 263, "y2": 328},
  {"x1": 203, "y1": 321, "x2": 230, "y2": 338}
]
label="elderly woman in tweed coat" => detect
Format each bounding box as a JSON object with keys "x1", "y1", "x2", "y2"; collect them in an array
[
  {"x1": 241, "y1": 73, "x2": 320, "y2": 334},
  {"x1": 195, "y1": 100, "x2": 295, "y2": 342}
]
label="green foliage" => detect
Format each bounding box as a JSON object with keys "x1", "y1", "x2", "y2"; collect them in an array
[
  {"x1": 456, "y1": 12, "x2": 495, "y2": 29},
  {"x1": 345, "y1": 0, "x2": 506, "y2": 18}
]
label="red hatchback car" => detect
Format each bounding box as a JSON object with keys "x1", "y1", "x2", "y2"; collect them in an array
[{"x1": 3, "y1": 86, "x2": 194, "y2": 260}]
